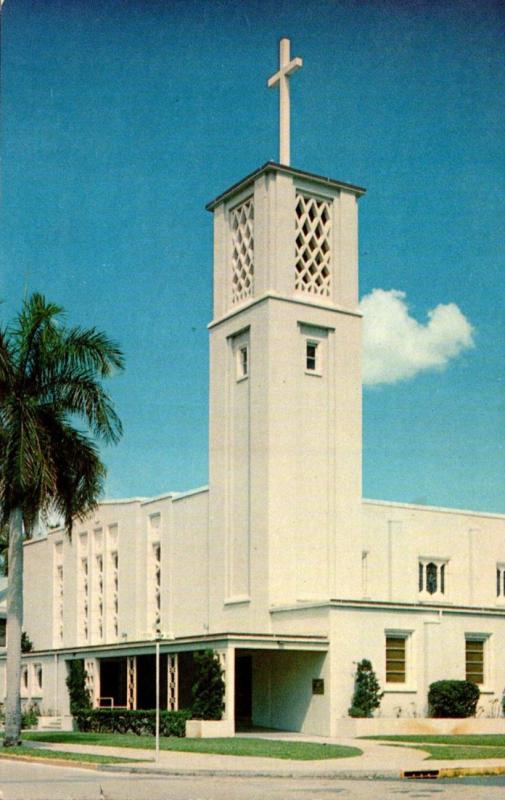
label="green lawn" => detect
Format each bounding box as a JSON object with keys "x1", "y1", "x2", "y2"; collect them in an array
[
  {"x1": 410, "y1": 745, "x2": 505, "y2": 760},
  {"x1": 362, "y1": 735, "x2": 505, "y2": 761},
  {"x1": 23, "y1": 732, "x2": 362, "y2": 761},
  {"x1": 0, "y1": 745, "x2": 141, "y2": 765}
]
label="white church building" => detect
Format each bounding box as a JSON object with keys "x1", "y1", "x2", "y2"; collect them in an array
[{"x1": 1, "y1": 41, "x2": 504, "y2": 736}]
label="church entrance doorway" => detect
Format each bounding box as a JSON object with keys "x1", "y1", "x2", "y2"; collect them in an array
[
  {"x1": 99, "y1": 657, "x2": 127, "y2": 707},
  {"x1": 136, "y1": 653, "x2": 168, "y2": 709},
  {"x1": 232, "y1": 647, "x2": 328, "y2": 732}
]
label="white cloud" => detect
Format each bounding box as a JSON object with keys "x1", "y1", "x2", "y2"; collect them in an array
[{"x1": 360, "y1": 289, "x2": 474, "y2": 387}]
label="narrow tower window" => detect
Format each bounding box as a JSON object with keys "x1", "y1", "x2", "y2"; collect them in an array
[
  {"x1": 237, "y1": 345, "x2": 249, "y2": 379},
  {"x1": 306, "y1": 341, "x2": 319, "y2": 372},
  {"x1": 497, "y1": 565, "x2": 505, "y2": 598}
]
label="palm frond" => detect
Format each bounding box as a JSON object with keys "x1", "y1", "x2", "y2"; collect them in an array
[
  {"x1": 49, "y1": 423, "x2": 106, "y2": 534},
  {"x1": 37, "y1": 370, "x2": 123, "y2": 443},
  {"x1": 0, "y1": 328, "x2": 16, "y2": 407},
  {"x1": 12, "y1": 294, "x2": 63, "y2": 383},
  {"x1": 60, "y1": 327, "x2": 125, "y2": 377}
]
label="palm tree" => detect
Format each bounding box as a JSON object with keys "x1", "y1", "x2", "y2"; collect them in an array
[
  {"x1": 0, "y1": 523, "x2": 8, "y2": 576},
  {"x1": 0, "y1": 293, "x2": 124, "y2": 746}
]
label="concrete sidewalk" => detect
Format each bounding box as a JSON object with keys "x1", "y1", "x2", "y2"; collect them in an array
[{"x1": 22, "y1": 734, "x2": 505, "y2": 780}]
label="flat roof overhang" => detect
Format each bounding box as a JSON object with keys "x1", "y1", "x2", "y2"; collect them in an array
[
  {"x1": 206, "y1": 161, "x2": 366, "y2": 211},
  {"x1": 5, "y1": 632, "x2": 328, "y2": 661}
]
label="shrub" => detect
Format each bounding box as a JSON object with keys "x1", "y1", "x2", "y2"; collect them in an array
[
  {"x1": 191, "y1": 650, "x2": 225, "y2": 720},
  {"x1": 66, "y1": 660, "x2": 92, "y2": 715},
  {"x1": 21, "y1": 632, "x2": 33, "y2": 653},
  {"x1": 348, "y1": 659, "x2": 383, "y2": 718},
  {"x1": 428, "y1": 680, "x2": 480, "y2": 718},
  {"x1": 21, "y1": 702, "x2": 40, "y2": 729},
  {"x1": 73, "y1": 708, "x2": 190, "y2": 737}
]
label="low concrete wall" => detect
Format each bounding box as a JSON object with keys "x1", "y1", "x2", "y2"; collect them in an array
[
  {"x1": 335, "y1": 717, "x2": 505, "y2": 737},
  {"x1": 185, "y1": 719, "x2": 235, "y2": 738}
]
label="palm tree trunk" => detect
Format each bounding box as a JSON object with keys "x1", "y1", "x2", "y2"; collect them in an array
[{"x1": 4, "y1": 508, "x2": 24, "y2": 746}]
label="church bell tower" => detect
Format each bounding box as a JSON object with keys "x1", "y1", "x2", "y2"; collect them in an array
[{"x1": 206, "y1": 40, "x2": 365, "y2": 628}]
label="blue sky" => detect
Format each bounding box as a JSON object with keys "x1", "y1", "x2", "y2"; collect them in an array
[{"x1": 2, "y1": 0, "x2": 504, "y2": 513}]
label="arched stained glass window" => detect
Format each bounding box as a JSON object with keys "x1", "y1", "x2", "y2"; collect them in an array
[
  {"x1": 418, "y1": 558, "x2": 448, "y2": 597},
  {"x1": 426, "y1": 562, "x2": 438, "y2": 594}
]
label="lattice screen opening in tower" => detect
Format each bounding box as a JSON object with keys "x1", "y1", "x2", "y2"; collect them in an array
[
  {"x1": 231, "y1": 198, "x2": 254, "y2": 304},
  {"x1": 295, "y1": 194, "x2": 331, "y2": 296}
]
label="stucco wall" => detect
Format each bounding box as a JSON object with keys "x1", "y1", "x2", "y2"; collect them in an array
[
  {"x1": 170, "y1": 489, "x2": 209, "y2": 637},
  {"x1": 362, "y1": 500, "x2": 505, "y2": 607},
  {"x1": 24, "y1": 537, "x2": 53, "y2": 651},
  {"x1": 251, "y1": 649, "x2": 330, "y2": 735},
  {"x1": 329, "y1": 605, "x2": 505, "y2": 725}
]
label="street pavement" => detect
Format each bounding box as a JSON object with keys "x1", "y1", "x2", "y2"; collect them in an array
[
  {"x1": 1, "y1": 732, "x2": 505, "y2": 799},
  {"x1": 1, "y1": 759, "x2": 505, "y2": 800}
]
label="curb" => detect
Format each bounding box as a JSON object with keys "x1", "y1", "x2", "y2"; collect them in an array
[
  {"x1": 98, "y1": 764, "x2": 401, "y2": 779},
  {"x1": 402, "y1": 765, "x2": 505, "y2": 780},
  {"x1": 438, "y1": 766, "x2": 505, "y2": 779}
]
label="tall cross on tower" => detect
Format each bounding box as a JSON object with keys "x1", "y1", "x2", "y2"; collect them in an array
[{"x1": 267, "y1": 38, "x2": 303, "y2": 166}]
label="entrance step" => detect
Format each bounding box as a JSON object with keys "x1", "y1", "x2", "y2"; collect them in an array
[{"x1": 37, "y1": 716, "x2": 63, "y2": 731}]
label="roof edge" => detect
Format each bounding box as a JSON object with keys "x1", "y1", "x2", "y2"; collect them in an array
[{"x1": 206, "y1": 161, "x2": 366, "y2": 211}]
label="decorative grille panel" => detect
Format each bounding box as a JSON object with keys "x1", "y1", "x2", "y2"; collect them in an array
[
  {"x1": 295, "y1": 194, "x2": 331, "y2": 296},
  {"x1": 167, "y1": 655, "x2": 178, "y2": 711},
  {"x1": 127, "y1": 656, "x2": 137, "y2": 709},
  {"x1": 231, "y1": 198, "x2": 254, "y2": 304},
  {"x1": 217, "y1": 651, "x2": 227, "y2": 715},
  {"x1": 84, "y1": 659, "x2": 97, "y2": 707}
]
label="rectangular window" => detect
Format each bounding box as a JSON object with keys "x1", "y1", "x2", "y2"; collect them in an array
[
  {"x1": 147, "y1": 514, "x2": 162, "y2": 635},
  {"x1": 53, "y1": 542, "x2": 64, "y2": 645},
  {"x1": 465, "y1": 638, "x2": 485, "y2": 685},
  {"x1": 300, "y1": 324, "x2": 327, "y2": 375},
  {"x1": 497, "y1": 565, "x2": 505, "y2": 598},
  {"x1": 306, "y1": 340, "x2": 320, "y2": 372},
  {"x1": 231, "y1": 329, "x2": 250, "y2": 382},
  {"x1": 152, "y1": 541, "x2": 161, "y2": 634},
  {"x1": 386, "y1": 635, "x2": 406, "y2": 683},
  {"x1": 361, "y1": 550, "x2": 369, "y2": 596},
  {"x1": 237, "y1": 345, "x2": 249, "y2": 379}
]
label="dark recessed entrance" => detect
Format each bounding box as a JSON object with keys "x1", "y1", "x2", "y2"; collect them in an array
[
  {"x1": 177, "y1": 651, "x2": 198, "y2": 711},
  {"x1": 136, "y1": 654, "x2": 168, "y2": 710},
  {"x1": 235, "y1": 653, "x2": 252, "y2": 729},
  {"x1": 99, "y1": 657, "x2": 127, "y2": 707}
]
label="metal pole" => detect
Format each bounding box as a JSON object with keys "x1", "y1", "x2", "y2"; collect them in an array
[
  {"x1": 155, "y1": 639, "x2": 160, "y2": 764},
  {"x1": 54, "y1": 653, "x2": 58, "y2": 716}
]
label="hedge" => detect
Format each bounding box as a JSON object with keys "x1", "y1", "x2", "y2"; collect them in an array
[
  {"x1": 73, "y1": 708, "x2": 191, "y2": 736},
  {"x1": 428, "y1": 680, "x2": 480, "y2": 718}
]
